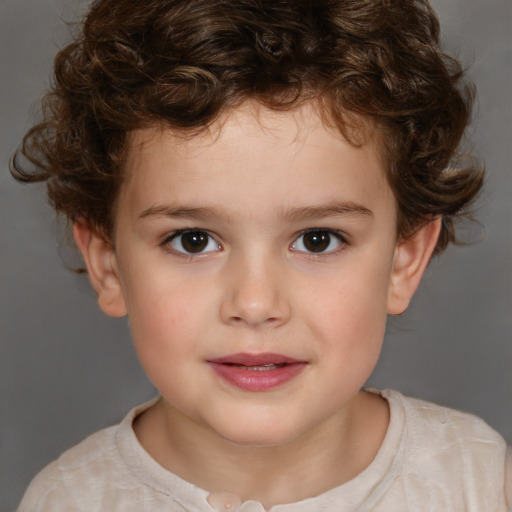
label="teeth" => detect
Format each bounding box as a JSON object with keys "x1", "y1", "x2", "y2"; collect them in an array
[
  {"x1": 228, "y1": 363, "x2": 284, "y2": 370},
  {"x1": 246, "y1": 364, "x2": 279, "y2": 371}
]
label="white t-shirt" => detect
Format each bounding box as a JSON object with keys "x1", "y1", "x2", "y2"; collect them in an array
[{"x1": 17, "y1": 390, "x2": 509, "y2": 512}]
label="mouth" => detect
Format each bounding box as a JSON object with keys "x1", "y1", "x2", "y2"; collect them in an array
[
  {"x1": 222, "y1": 363, "x2": 288, "y2": 371},
  {"x1": 207, "y1": 353, "x2": 308, "y2": 391}
]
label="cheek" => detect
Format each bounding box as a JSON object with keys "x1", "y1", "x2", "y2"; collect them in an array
[
  {"x1": 317, "y1": 292, "x2": 387, "y2": 400},
  {"x1": 320, "y1": 291, "x2": 388, "y2": 356},
  {"x1": 306, "y1": 257, "x2": 392, "y2": 324},
  {"x1": 302, "y1": 258, "x2": 392, "y2": 364},
  {"x1": 120, "y1": 273, "x2": 204, "y2": 360},
  {"x1": 127, "y1": 295, "x2": 205, "y2": 398}
]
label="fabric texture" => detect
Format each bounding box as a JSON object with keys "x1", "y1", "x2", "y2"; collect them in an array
[{"x1": 17, "y1": 390, "x2": 509, "y2": 512}]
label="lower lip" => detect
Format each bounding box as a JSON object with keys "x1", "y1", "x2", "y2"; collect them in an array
[{"x1": 208, "y1": 362, "x2": 307, "y2": 391}]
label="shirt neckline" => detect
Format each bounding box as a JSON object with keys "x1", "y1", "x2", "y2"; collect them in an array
[{"x1": 115, "y1": 389, "x2": 406, "y2": 512}]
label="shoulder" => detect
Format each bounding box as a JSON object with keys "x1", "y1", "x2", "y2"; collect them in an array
[
  {"x1": 383, "y1": 390, "x2": 504, "y2": 442},
  {"x1": 383, "y1": 390, "x2": 508, "y2": 510},
  {"x1": 17, "y1": 426, "x2": 128, "y2": 511},
  {"x1": 387, "y1": 389, "x2": 506, "y2": 452},
  {"x1": 17, "y1": 400, "x2": 160, "y2": 512}
]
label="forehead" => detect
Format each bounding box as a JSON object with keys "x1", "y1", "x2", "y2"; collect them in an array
[
  {"x1": 124, "y1": 102, "x2": 385, "y2": 170},
  {"x1": 118, "y1": 103, "x2": 394, "y2": 221}
]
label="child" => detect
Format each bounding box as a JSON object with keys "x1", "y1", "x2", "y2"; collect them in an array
[{"x1": 10, "y1": 0, "x2": 510, "y2": 510}]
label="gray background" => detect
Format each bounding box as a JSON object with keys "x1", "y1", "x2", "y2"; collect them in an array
[{"x1": 0, "y1": 0, "x2": 511, "y2": 510}]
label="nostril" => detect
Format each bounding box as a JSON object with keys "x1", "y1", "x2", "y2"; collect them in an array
[
  {"x1": 219, "y1": 274, "x2": 291, "y2": 327},
  {"x1": 228, "y1": 314, "x2": 282, "y2": 327}
]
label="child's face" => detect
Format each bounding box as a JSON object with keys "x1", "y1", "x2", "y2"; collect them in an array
[{"x1": 79, "y1": 103, "x2": 436, "y2": 447}]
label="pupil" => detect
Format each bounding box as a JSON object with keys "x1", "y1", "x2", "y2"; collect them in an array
[
  {"x1": 304, "y1": 231, "x2": 330, "y2": 252},
  {"x1": 182, "y1": 231, "x2": 208, "y2": 253}
]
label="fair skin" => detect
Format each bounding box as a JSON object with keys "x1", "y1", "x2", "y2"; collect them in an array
[{"x1": 74, "y1": 102, "x2": 440, "y2": 508}]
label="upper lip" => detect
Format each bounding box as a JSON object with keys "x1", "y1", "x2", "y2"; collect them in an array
[{"x1": 207, "y1": 353, "x2": 306, "y2": 366}]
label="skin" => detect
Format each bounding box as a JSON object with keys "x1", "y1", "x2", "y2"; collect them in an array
[{"x1": 74, "y1": 102, "x2": 440, "y2": 508}]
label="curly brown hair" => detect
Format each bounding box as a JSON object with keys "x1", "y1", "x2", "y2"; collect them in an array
[{"x1": 11, "y1": 0, "x2": 483, "y2": 253}]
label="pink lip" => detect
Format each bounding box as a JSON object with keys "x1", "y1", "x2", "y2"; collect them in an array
[{"x1": 207, "y1": 353, "x2": 307, "y2": 392}]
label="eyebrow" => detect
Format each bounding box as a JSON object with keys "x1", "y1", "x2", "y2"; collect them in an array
[
  {"x1": 139, "y1": 205, "x2": 228, "y2": 222},
  {"x1": 281, "y1": 202, "x2": 374, "y2": 222},
  {"x1": 139, "y1": 201, "x2": 373, "y2": 223}
]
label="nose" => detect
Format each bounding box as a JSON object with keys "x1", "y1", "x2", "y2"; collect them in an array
[{"x1": 219, "y1": 253, "x2": 291, "y2": 328}]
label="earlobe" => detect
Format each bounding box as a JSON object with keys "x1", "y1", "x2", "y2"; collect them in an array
[
  {"x1": 73, "y1": 221, "x2": 127, "y2": 318},
  {"x1": 387, "y1": 217, "x2": 442, "y2": 315}
]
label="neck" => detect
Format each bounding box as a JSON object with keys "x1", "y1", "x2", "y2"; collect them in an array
[{"x1": 134, "y1": 390, "x2": 389, "y2": 509}]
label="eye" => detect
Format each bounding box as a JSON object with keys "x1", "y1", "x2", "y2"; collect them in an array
[
  {"x1": 291, "y1": 229, "x2": 345, "y2": 254},
  {"x1": 168, "y1": 230, "x2": 221, "y2": 254}
]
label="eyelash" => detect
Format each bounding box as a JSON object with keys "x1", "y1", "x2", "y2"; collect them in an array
[
  {"x1": 290, "y1": 228, "x2": 348, "y2": 256},
  {"x1": 162, "y1": 229, "x2": 221, "y2": 257},
  {"x1": 161, "y1": 228, "x2": 348, "y2": 257}
]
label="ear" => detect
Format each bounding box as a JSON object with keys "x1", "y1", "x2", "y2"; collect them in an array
[
  {"x1": 387, "y1": 217, "x2": 442, "y2": 315},
  {"x1": 73, "y1": 221, "x2": 127, "y2": 318}
]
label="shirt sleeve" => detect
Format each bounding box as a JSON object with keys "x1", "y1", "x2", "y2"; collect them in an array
[
  {"x1": 17, "y1": 461, "x2": 83, "y2": 512},
  {"x1": 505, "y1": 446, "x2": 512, "y2": 511}
]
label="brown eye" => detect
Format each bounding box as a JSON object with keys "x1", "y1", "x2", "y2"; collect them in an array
[
  {"x1": 169, "y1": 230, "x2": 220, "y2": 254},
  {"x1": 292, "y1": 230, "x2": 343, "y2": 254}
]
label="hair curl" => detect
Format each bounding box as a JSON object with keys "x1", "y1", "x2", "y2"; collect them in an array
[{"x1": 11, "y1": 0, "x2": 483, "y2": 253}]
